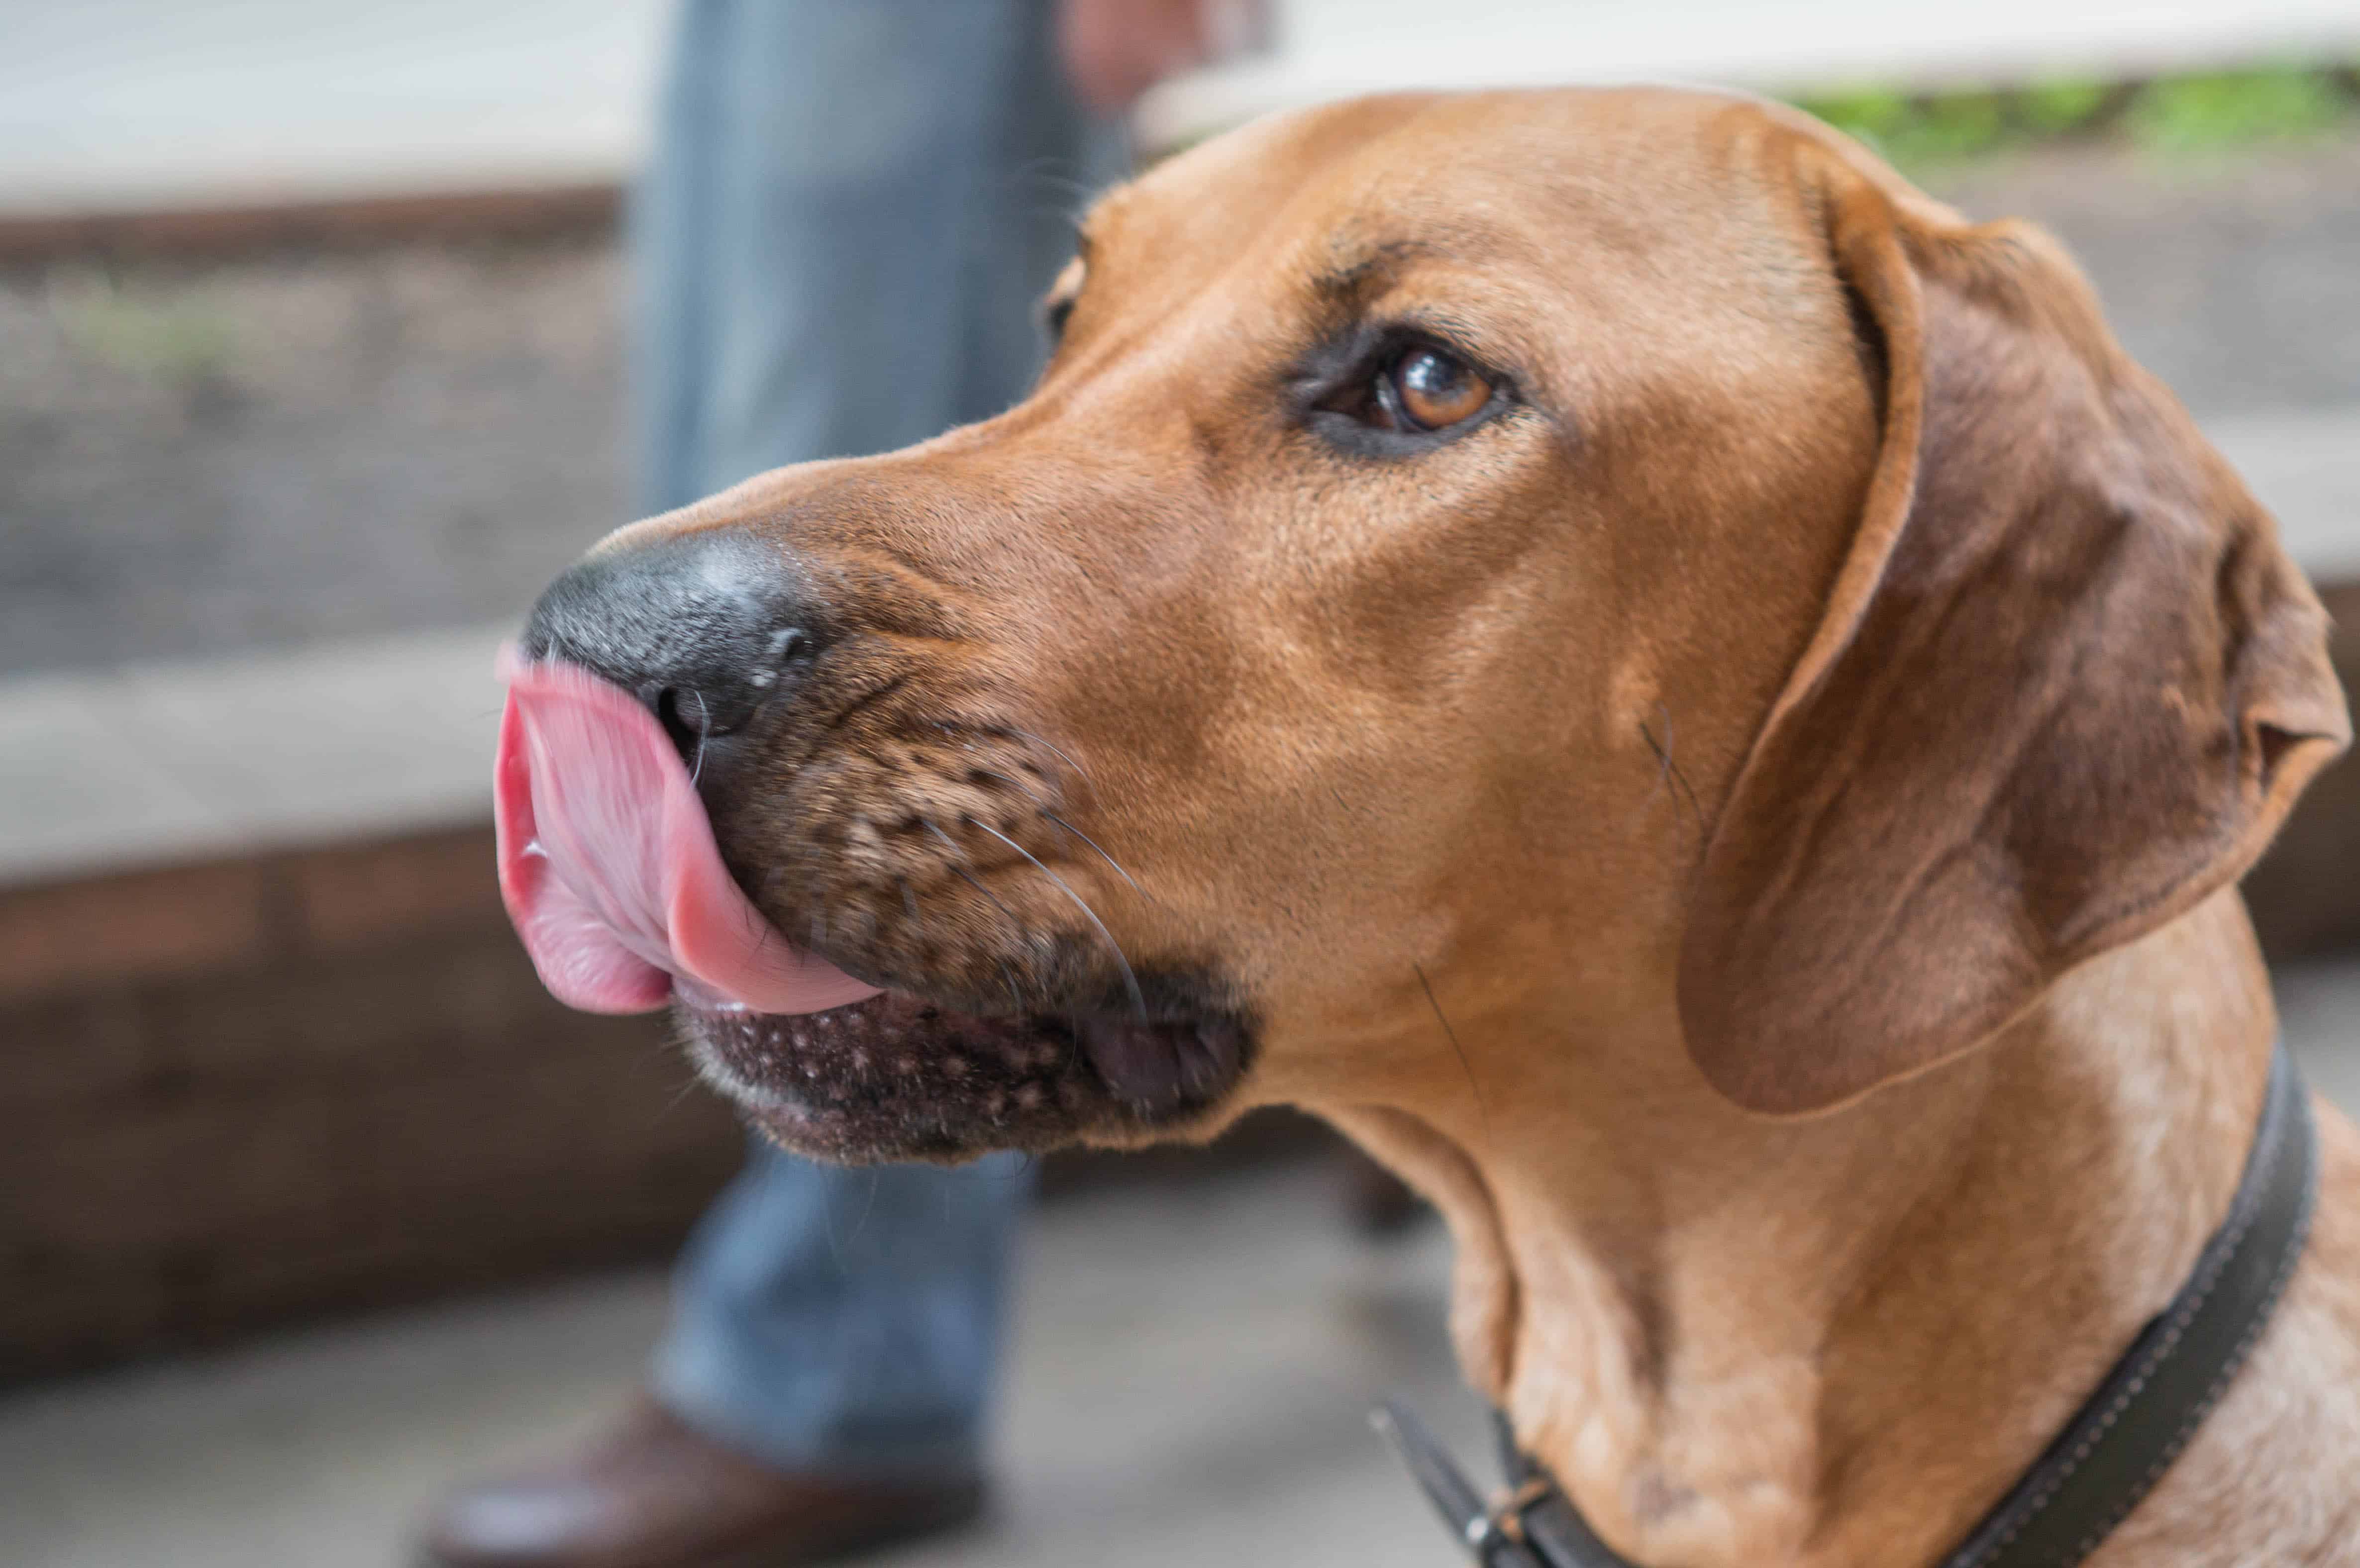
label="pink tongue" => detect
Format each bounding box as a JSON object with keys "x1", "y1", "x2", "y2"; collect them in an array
[{"x1": 493, "y1": 648, "x2": 884, "y2": 1017}]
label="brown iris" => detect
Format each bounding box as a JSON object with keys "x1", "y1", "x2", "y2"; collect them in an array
[{"x1": 1392, "y1": 347, "x2": 1491, "y2": 431}]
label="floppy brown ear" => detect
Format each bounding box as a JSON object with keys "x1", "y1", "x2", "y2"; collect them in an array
[{"x1": 1676, "y1": 155, "x2": 2351, "y2": 1115}]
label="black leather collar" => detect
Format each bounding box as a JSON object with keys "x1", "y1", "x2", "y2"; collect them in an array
[{"x1": 1380, "y1": 1041, "x2": 2318, "y2": 1568}]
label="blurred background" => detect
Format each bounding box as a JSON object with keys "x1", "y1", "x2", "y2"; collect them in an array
[{"x1": 2, "y1": 3, "x2": 2358, "y2": 1565}]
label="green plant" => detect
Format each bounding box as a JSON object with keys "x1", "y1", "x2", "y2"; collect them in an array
[
  {"x1": 1792, "y1": 60, "x2": 2358, "y2": 174},
  {"x1": 2126, "y1": 66, "x2": 2349, "y2": 150},
  {"x1": 1796, "y1": 86, "x2": 2024, "y2": 167},
  {"x1": 2015, "y1": 77, "x2": 2117, "y2": 136},
  {"x1": 47, "y1": 271, "x2": 237, "y2": 388}
]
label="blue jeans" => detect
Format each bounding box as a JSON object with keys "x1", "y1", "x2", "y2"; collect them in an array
[{"x1": 636, "y1": 0, "x2": 1119, "y2": 1475}]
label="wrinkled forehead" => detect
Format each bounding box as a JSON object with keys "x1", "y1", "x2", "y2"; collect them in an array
[{"x1": 1072, "y1": 89, "x2": 1820, "y2": 332}]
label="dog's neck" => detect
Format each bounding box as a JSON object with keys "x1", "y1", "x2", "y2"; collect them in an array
[{"x1": 1328, "y1": 890, "x2": 2276, "y2": 1568}]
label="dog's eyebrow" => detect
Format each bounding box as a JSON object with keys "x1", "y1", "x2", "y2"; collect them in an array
[{"x1": 1309, "y1": 237, "x2": 1471, "y2": 303}]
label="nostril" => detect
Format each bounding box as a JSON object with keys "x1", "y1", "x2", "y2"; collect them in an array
[
  {"x1": 651, "y1": 686, "x2": 710, "y2": 762},
  {"x1": 519, "y1": 530, "x2": 829, "y2": 772}
]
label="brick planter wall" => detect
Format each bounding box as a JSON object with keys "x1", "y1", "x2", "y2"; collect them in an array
[
  {"x1": 0, "y1": 828, "x2": 736, "y2": 1382},
  {"x1": 0, "y1": 827, "x2": 1334, "y2": 1382}
]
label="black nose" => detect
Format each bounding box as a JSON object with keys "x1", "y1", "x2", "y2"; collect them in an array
[{"x1": 519, "y1": 530, "x2": 822, "y2": 760}]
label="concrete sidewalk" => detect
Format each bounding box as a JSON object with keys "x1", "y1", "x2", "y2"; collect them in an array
[{"x1": 0, "y1": 1162, "x2": 1486, "y2": 1568}]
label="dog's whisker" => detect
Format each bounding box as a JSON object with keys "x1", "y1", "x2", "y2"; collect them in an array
[
  {"x1": 1413, "y1": 961, "x2": 1492, "y2": 1140},
  {"x1": 900, "y1": 872, "x2": 1001, "y2": 1005},
  {"x1": 658, "y1": 1019, "x2": 715, "y2": 1118},
  {"x1": 1655, "y1": 701, "x2": 1705, "y2": 826},
  {"x1": 838, "y1": 1166, "x2": 883, "y2": 1252},
  {"x1": 1006, "y1": 155, "x2": 1104, "y2": 212},
  {"x1": 750, "y1": 867, "x2": 796, "y2": 948},
  {"x1": 1007, "y1": 727, "x2": 1096, "y2": 799},
  {"x1": 968, "y1": 817, "x2": 1146, "y2": 1022},
  {"x1": 1637, "y1": 726, "x2": 1672, "y2": 816},
  {"x1": 971, "y1": 767, "x2": 1054, "y2": 808},
  {"x1": 922, "y1": 817, "x2": 1029, "y2": 935},
  {"x1": 903, "y1": 836, "x2": 1026, "y2": 1013},
  {"x1": 1638, "y1": 702, "x2": 1707, "y2": 845},
  {"x1": 658, "y1": 1066, "x2": 708, "y2": 1120},
  {"x1": 919, "y1": 815, "x2": 986, "y2": 875},
  {"x1": 1041, "y1": 811, "x2": 1150, "y2": 903},
  {"x1": 687, "y1": 688, "x2": 711, "y2": 787}
]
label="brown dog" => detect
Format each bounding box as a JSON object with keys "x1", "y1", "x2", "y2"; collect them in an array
[{"x1": 513, "y1": 89, "x2": 2358, "y2": 1564}]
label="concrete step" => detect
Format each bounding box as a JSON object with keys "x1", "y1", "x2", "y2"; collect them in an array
[{"x1": 0, "y1": 623, "x2": 506, "y2": 887}]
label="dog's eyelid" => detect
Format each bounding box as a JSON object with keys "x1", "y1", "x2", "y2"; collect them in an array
[
  {"x1": 1362, "y1": 319, "x2": 1514, "y2": 398},
  {"x1": 1288, "y1": 316, "x2": 1517, "y2": 453},
  {"x1": 1293, "y1": 318, "x2": 1510, "y2": 392},
  {"x1": 1040, "y1": 254, "x2": 1089, "y2": 342},
  {"x1": 1382, "y1": 316, "x2": 1481, "y2": 357},
  {"x1": 1402, "y1": 335, "x2": 1514, "y2": 400}
]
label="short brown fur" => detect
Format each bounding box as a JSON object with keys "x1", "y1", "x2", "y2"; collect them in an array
[{"x1": 594, "y1": 90, "x2": 2356, "y2": 1564}]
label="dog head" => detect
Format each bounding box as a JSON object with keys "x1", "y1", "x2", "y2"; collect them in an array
[{"x1": 502, "y1": 89, "x2": 2346, "y2": 1163}]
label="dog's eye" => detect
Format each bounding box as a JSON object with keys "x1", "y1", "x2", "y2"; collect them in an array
[
  {"x1": 1391, "y1": 347, "x2": 1491, "y2": 430},
  {"x1": 1304, "y1": 333, "x2": 1508, "y2": 451},
  {"x1": 1340, "y1": 344, "x2": 1494, "y2": 434}
]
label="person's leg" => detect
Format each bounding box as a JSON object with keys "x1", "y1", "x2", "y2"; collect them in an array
[
  {"x1": 652, "y1": 1141, "x2": 1033, "y2": 1476},
  {"x1": 424, "y1": 5, "x2": 1112, "y2": 1563},
  {"x1": 637, "y1": 0, "x2": 1115, "y2": 508},
  {"x1": 634, "y1": 0, "x2": 1116, "y2": 1479}
]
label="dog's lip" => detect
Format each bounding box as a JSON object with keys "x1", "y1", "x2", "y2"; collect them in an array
[
  {"x1": 681, "y1": 989, "x2": 1250, "y2": 1118},
  {"x1": 492, "y1": 648, "x2": 886, "y2": 1017}
]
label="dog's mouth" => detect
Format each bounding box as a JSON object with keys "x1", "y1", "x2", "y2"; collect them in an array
[
  {"x1": 684, "y1": 995, "x2": 1249, "y2": 1162},
  {"x1": 493, "y1": 652, "x2": 1251, "y2": 1161}
]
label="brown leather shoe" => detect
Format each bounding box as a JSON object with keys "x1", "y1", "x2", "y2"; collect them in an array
[{"x1": 417, "y1": 1401, "x2": 986, "y2": 1568}]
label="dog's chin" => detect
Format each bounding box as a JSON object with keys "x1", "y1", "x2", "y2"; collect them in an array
[{"x1": 680, "y1": 990, "x2": 1252, "y2": 1165}]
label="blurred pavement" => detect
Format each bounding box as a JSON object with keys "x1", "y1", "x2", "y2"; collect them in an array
[{"x1": 0, "y1": 1162, "x2": 1485, "y2": 1568}]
